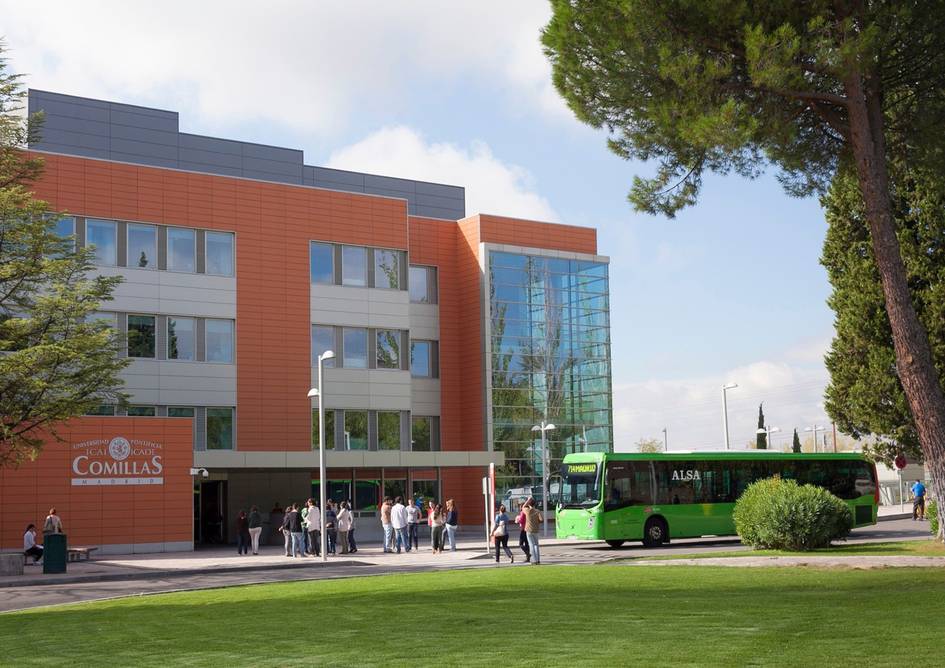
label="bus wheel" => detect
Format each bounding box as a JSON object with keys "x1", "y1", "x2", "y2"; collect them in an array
[
  {"x1": 605, "y1": 540, "x2": 625, "y2": 548},
  {"x1": 642, "y1": 518, "x2": 668, "y2": 547}
]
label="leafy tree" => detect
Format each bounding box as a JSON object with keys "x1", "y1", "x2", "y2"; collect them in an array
[
  {"x1": 756, "y1": 403, "x2": 767, "y2": 450},
  {"x1": 543, "y1": 0, "x2": 945, "y2": 541},
  {"x1": 0, "y1": 46, "x2": 128, "y2": 467},
  {"x1": 792, "y1": 428, "x2": 802, "y2": 453},
  {"x1": 636, "y1": 437, "x2": 664, "y2": 453},
  {"x1": 822, "y1": 166, "x2": 945, "y2": 464}
]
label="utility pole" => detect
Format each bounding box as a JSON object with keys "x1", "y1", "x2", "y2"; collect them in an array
[
  {"x1": 722, "y1": 383, "x2": 738, "y2": 449},
  {"x1": 662, "y1": 427, "x2": 668, "y2": 451}
]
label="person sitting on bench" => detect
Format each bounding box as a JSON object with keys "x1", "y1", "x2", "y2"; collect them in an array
[{"x1": 23, "y1": 524, "x2": 43, "y2": 563}]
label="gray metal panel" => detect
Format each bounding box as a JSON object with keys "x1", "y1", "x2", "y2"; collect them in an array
[
  {"x1": 179, "y1": 147, "x2": 243, "y2": 169},
  {"x1": 116, "y1": 221, "x2": 127, "y2": 267},
  {"x1": 108, "y1": 122, "x2": 178, "y2": 146},
  {"x1": 400, "y1": 411, "x2": 411, "y2": 452},
  {"x1": 117, "y1": 313, "x2": 128, "y2": 357},
  {"x1": 194, "y1": 407, "x2": 207, "y2": 451},
  {"x1": 368, "y1": 327, "x2": 377, "y2": 370},
  {"x1": 109, "y1": 108, "x2": 178, "y2": 133},
  {"x1": 156, "y1": 406, "x2": 168, "y2": 417},
  {"x1": 36, "y1": 128, "x2": 108, "y2": 151},
  {"x1": 302, "y1": 165, "x2": 316, "y2": 186},
  {"x1": 156, "y1": 315, "x2": 167, "y2": 361},
  {"x1": 364, "y1": 174, "x2": 417, "y2": 193},
  {"x1": 157, "y1": 226, "x2": 167, "y2": 270},
  {"x1": 401, "y1": 331, "x2": 411, "y2": 371},
  {"x1": 240, "y1": 142, "x2": 302, "y2": 162},
  {"x1": 312, "y1": 167, "x2": 366, "y2": 188},
  {"x1": 415, "y1": 204, "x2": 464, "y2": 220},
  {"x1": 196, "y1": 230, "x2": 206, "y2": 274},
  {"x1": 366, "y1": 248, "x2": 376, "y2": 289},
  {"x1": 414, "y1": 181, "x2": 462, "y2": 199},
  {"x1": 75, "y1": 218, "x2": 86, "y2": 249},
  {"x1": 196, "y1": 318, "x2": 206, "y2": 362},
  {"x1": 179, "y1": 133, "x2": 243, "y2": 154},
  {"x1": 109, "y1": 137, "x2": 178, "y2": 161},
  {"x1": 431, "y1": 340, "x2": 439, "y2": 378}
]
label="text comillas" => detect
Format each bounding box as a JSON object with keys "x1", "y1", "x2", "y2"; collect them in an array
[{"x1": 71, "y1": 436, "x2": 164, "y2": 486}]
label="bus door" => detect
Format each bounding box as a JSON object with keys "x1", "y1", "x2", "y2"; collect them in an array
[{"x1": 603, "y1": 462, "x2": 651, "y2": 540}]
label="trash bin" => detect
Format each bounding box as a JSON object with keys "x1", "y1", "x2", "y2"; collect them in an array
[{"x1": 43, "y1": 533, "x2": 67, "y2": 574}]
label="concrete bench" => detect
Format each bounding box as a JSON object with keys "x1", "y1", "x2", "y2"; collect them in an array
[
  {"x1": 0, "y1": 552, "x2": 25, "y2": 576},
  {"x1": 67, "y1": 547, "x2": 98, "y2": 562}
]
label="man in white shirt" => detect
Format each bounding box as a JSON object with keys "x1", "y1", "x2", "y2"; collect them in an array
[
  {"x1": 390, "y1": 496, "x2": 409, "y2": 553},
  {"x1": 306, "y1": 499, "x2": 321, "y2": 557},
  {"x1": 23, "y1": 524, "x2": 43, "y2": 563}
]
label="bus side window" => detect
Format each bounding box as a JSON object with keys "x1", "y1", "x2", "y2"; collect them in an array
[
  {"x1": 605, "y1": 465, "x2": 632, "y2": 510},
  {"x1": 631, "y1": 462, "x2": 654, "y2": 505}
]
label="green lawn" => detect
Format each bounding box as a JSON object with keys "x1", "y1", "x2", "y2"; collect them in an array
[
  {"x1": 2, "y1": 565, "x2": 944, "y2": 666},
  {"x1": 637, "y1": 539, "x2": 945, "y2": 560}
]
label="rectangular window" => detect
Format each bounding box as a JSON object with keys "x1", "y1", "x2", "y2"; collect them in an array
[
  {"x1": 86, "y1": 404, "x2": 116, "y2": 416},
  {"x1": 167, "y1": 317, "x2": 196, "y2": 360},
  {"x1": 410, "y1": 340, "x2": 432, "y2": 377},
  {"x1": 376, "y1": 329, "x2": 401, "y2": 369},
  {"x1": 409, "y1": 265, "x2": 437, "y2": 303},
  {"x1": 127, "y1": 406, "x2": 156, "y2": 417},
  {"x1": 310, "y1": 242, "x2": 334, "y2": 285},
  {"x1": 411, "y1": 416, "x2": 432, "y2": 451},
  {"x1": 206, "y1": 231, "x2": 235, "y2": 276},
  {"x1": 374, "y1": 249, "x2": 401, "y2": 289},
  {"x1": 167, "y1": 227, "x2": 196, "y2": 272},
  {"x1": 207, "y1": 407, "x2": 234, "y2": 450},
  {"x1": 168, "y1": 406, "x2": 195, "y2": 418},
  {"x1": 127, "y1": 315, "x2": 156, "y2": 358},
  {"x1": 344, "y1": 410, "x2": 368, "y2": 450},
  {"x1": 86, "y1": 219, "x2": 117, "y2": 266},
  {"x1": 54, "y1": 216, "x2": 75, "y2": 240},
  {"x1": 206, "y1": 319, "x2": 235, "y2": 363},
  {"x1": 87, "y1": 311, "x2": 117, "y2": 328},
  {"x1": 311, "y1": 325, "x2": 336, "y2": 367},
  {"x1": 127, "y1": 223, "x2": 157, "y2": 269},
  {"x1": 312, "y1": 409, "x2": 336, "y2": 450},
  {"x1": 343, "y1": 328, "x2": 368, "y2": 368},
  {"x1": 378, "y1": 412, "x2": 401, "y2": 450},
  {"x1": 341, "y1": 246, "x2": 367, "y2": 286}
]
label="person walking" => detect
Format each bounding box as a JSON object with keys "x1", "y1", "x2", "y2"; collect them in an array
[
  {"x1": 42, "y1": 508, "x2": 63, "y2": 536},
  {"x1": 444, "y1": 499, "x2": 459, "y2": 552},
  {"x1": 337, "y1": 501, "x2": 352, "y2": 554},
  {"x1": 431, "y1": 503, "x2": 446, "y2": 554},
  {"x1": 516, "y1": 500, "x2": 531, "y2": 563},
  {"x1": 300, "y1": 500, "x2": 311, "y2": 554},
  {"x1": 348, "y1": 506, "x2": 358, "y2": 554},
  {"x1": 248, "y1": 505, "x2": 262, "y2": 555},
  {"x1": 406, "y1": 498, "x2": 421, "y2": 551},
  {"x1": 427, "y1": 499, "x2": 437, "y2": 550},
  {"x1": 280, "y1": 504, "x2": 293, "y2": 556},
  {"x1": 306, "y1": 499, "x2": 321, "y2": 557},
  {"x1": 391, "y1": 496, "x2": 409, "y2": 553},
  {"x1": 324, "y1": 502, "x2": 338, "y2": 555},
  {"x1": 380, "y1": 497, "x2": 394, "y2": 553},
  {"x1": 522, "y1": 498, "x2": 543, "y2": 565},
  {"x1": 285, "y1": 504, "x2": 304, "y2": 558},
  {"x1": 912, "y1": 479, "x2": 928, "y2": 520},
  {"x1": 492, "y1": 504, "x2": 515, "y2": 564},
  {"x1": 23, "y1": 524, "x2": 43, "y2": 564},
  {"x1": 236, "y1": 510, "x2": 250, "y2": 555}
]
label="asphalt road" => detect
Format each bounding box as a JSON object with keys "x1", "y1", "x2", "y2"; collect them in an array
[{"x1": 0, "y1": 518, "x2": 931, "y2": 614}]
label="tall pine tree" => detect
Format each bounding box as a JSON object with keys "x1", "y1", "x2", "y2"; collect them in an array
[
  {"x1": 756, "y1": 403, "x2": 767, "y2": 450},
  {"x1": 792, "y1": 429, "x2": 802, "y2": 454}
]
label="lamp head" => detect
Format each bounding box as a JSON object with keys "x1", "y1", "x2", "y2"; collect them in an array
[
  {"x1": 723, "y1": 382, "x2": 738, "y2": 390},
  {"x1": 307, "y1": 388, "x2": 319, "y2": 398},
  {"x1": 320, "y1": 350, "x2": 335, "y2": 361}
]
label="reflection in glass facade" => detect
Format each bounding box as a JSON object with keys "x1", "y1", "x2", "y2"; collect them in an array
[{"x1": 488, "y1": 250, "x2": 613, "y2": 504}]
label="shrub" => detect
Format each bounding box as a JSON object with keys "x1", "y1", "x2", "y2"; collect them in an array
[
  {"x1": 928, "y1": 500, "x2": 939, "y2": 537},
  {"x1": 733, "y1": 477, "x2": 852, "y2": 550}
]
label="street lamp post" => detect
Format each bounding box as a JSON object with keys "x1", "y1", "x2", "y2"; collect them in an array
[
  {"x1": 662, "y1": 427, "x2": 668, "y2": 452},
  {"x1": 308, "y1": 349, "x2": 335, "y2": 564},
  {"x1": 805, "y1": 425, "x2": 824, "y2": 453},
  {"x1": 531, "y1": 420, "x2": 556, "y2": 537},
  {"x1": 721, "y1": 383, "x2": 738, "y2": 449},
  {"x1": 756, "y1": 425, "x2": 781, "y2": 450}
]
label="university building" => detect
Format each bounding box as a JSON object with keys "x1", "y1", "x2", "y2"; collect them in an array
[{"x1": 0, "y1": 90, "x2": 613, "y2": 552}]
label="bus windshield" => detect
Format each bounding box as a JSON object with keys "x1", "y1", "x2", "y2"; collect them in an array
[{"x1": 559, "y1": 463, "x2": 601, "y2": 508}]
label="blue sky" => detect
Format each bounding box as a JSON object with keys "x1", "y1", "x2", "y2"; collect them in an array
[{"x1": 1, "y1": 1, "x2": 838, "y2": 451}]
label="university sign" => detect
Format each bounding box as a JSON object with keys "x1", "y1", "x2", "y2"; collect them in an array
[{"x1": 71, "y1": 436, "x2": 164, "y2": 486}]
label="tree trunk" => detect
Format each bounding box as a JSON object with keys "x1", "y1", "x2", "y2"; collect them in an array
[{"x1": 845, "y1": 72, "x2": 945, "y2": 542}]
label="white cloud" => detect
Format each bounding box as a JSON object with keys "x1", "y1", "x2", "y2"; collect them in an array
[
  {"x1": 613, "y1": 358, "x2": 832, "y2": 453},
  {"x1": 0, "y1": 1, "x2": 566, "y2": 136},
  {"x1": 326, "y1": 125, "x2": 558, "y2": 221}
]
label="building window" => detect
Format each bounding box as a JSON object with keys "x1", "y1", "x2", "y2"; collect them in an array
[
  {"x1": 87, "y1": 311, "x2": 117, "y2": 328},
  {"x1": 127, "y1": 223, "x2": 157, "y2": 269},
  {"x1": 86, "y1": 404, "x2": 116, "y2": 416},
  {"x1": 168, "y1": 406, "x2": 195, "y2": 418},
  {"x1": 167, "y1": 317, "x2": 196, "y2": 361},
  {"x1": 127, "y1": 405, "x2": 156, "y2": 417},
  {"x1": 376, "y1": 330, "x2": 401, "y2": 369},
  {"x1": 412, "y1": 416, "x2": 433, "y2": 451},
  {"x1": 205, "y1": 319, "x2": 235, "y2": 363},
  {"x1": 312, "y1": 409, "x2": 336, "y2": 449},
  {"x1": 344, "y1": 410, "x2": 368, "y2": 450},
  {"x1": 86, "y1": 219, "x2": 117, "y2": 266},
  {"x1": 378, "y1": 412, "x2": 401, "y2": 450},
  {"x1": 207, "y1": 407, "x2": 234, "y2": 450},
  {"x1": 343, "y1": 327, "x2": 368, "y2": 368},
  {"x1": 310, "y1": 242, "x2": 334, "y2": 285},
  {"x1": 127, "y1": 315, "x2": 156, "y2": 358},
  {"x1": 206, "y1": 231, "x2": 235, "y2": 276},
  {"x1": 341, "y1": 246, "x2": 367, "y2": 287},
  {"x1": 167, "y1": 227, "x2": 196, "y2": 272},
  {"x1": 374, "y1": 249, "x2": 401, "y2": 289},
  {"x1": 54, "y1": 216, "x2": 75, "y2": 245},
  {"x1": 311, "y1": 325, "x2": 336, "y2": 366},
  {"x1": 409, "y1": 265, "x2": 437, "y2": 303},
  {"x1": 411, "y1": 340, "x2": 434, "y2": 377}
]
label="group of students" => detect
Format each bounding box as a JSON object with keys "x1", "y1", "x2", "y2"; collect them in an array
[
  {"x1": 380, "y1": 497, "x2": 458, "y2": 554},
  {"x1": 235, "y1": 499, "x2": 356, "y2": 557},
  {"x1": 492, "y1": 497, "x2": 543, "y2": 565},
  {"x1": 22, "y1": 508, "x2": 65, "y2": 564}
]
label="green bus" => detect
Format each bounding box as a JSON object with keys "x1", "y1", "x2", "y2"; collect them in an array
[{"x1": 554, "y1": 451, "x2": 879, "y2": 547}]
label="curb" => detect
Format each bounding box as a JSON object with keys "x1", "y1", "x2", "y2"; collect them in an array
[{"x1": 1, "y1": 559, "x2": 370, "y2": 589}]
